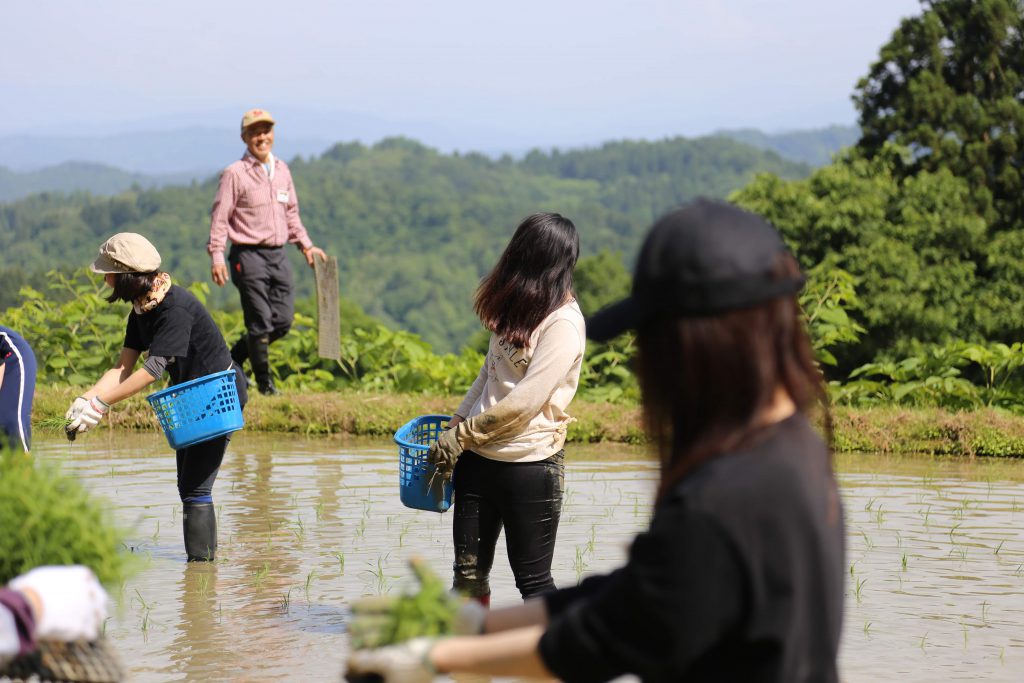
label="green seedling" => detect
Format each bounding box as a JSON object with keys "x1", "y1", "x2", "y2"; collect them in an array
[
  {"x1": 279, "y1": 589, "x2": 292, "y2": 614},
  {"x1": 0, "y1": 448, "x2": 132, "y2": 585},
  {"x1": 901, "y1": 553, "x2": 908, "y2": 571},
  {"x1": 348, "y1": 557, "x2": 463, "y2": 649},
  {"x1": 334, "y1": 550, "x2": 346, "y2": 575},
  {"x1": 863, "y1": 621, "x2": 872, "y2": 637},
  {"x1": 994, "y1": 540, "x2": 1004, "y2": 556},
  {"x1": 305, "y1": 569, "x2": 318, "y2": 600},
  {"x1": 854, "y1": 577, "x2": 867, "y2": 604},
  {"x1": 919, "y1": 632, "x2": 928, "y2": 651}
]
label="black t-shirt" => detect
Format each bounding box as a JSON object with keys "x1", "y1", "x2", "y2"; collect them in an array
[
  {"x1": 123, "y1": 285, "x2": 232, "y2": 385},
  {"x1": 539, "y1": 414, "x2": 845, "y2": 683}
]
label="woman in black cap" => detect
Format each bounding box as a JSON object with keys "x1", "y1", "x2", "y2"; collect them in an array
[
  {"x1": 348, "y1": 199, "x2": 845, "y2": 683},
  {"x1": 65, "y1": 232, "x2": 248, "y2": 562}
]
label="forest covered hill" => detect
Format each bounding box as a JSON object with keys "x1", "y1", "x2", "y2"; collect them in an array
[{"x1": 0, "y1": 135, "x2": 808, "y2": 351}]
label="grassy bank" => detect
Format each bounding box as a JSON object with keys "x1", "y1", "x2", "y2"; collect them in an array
[{"x1": 30, "y1": 385, "x2": 1024, "y2": 457}]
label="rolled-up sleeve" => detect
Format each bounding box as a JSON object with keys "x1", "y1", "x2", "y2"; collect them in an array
[{"x1": 538, "y1": 509, "x2": 744, "y2": 682}]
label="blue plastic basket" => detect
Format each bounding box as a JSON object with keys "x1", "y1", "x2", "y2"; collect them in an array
[
  {"x1": 146, "y1": 369, "x2": 244, "y2": 450},
  {"x1": 394, "y1": 414, "x2": 455, "y2": 513}
]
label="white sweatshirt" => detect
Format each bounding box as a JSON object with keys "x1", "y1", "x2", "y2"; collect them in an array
[{"x1": 454, "y1": 300, "x2": 586, "y2": 462}]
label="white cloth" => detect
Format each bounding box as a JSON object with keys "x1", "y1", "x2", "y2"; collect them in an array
[
  {"x1": 8, "y1": 566, "x2": 108, "y2": 642},
  {"x1": 455, "y1": 300, "x2": 585, "y2": 462}
]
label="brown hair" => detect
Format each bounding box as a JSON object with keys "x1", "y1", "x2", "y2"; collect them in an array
[
  {"x1": 474, "y1": 213, "x2": 579, "y2": 348},
  {"x1": 636, "y1": 254, "x2": 831, "y2": 500}
]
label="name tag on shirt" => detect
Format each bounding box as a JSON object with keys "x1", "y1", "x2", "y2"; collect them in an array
[{"x1": 277, "y1": 190, "x2": 290, "y2": 203}]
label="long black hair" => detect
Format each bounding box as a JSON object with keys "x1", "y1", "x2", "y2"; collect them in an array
[
  {"x1": 106, "y1": 271, "x2": 158, "y2": 304},
  {"x1": 635, "y1": 253, "x2": 832, "y2": 501},
  {"x1": 474, "y1": 213, "x2": 579, "y2": 348}
]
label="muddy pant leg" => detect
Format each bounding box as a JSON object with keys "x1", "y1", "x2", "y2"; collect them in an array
[
  {"x1": 176, "y1": 435, "x2": 229, "y2": 561},
  {"x1": 452, "y1": 452, "x2": 503, "y2": 600},
  {"x1": 499, "y1": 451, "x2": 565, "y2": 600}
]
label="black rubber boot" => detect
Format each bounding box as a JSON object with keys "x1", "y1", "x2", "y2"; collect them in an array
[
  {"x1": 183, "y1": 502, "x2": 217, "y2": 562},
  {"x1": 247, "y1": 334, "x2": 279, "y2": 395},
  {"x1": 230, "y1": 336, "x2": 249, "y2": 366}
]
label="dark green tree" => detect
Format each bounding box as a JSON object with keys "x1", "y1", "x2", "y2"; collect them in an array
[{"x1": 853, "y1": 0, "x2": 1024, "y2": 229}]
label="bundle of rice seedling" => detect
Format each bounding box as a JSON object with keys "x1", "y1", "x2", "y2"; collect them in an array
[{"x1": 0, "y1": 448, "x2": 131, "y2": 586}]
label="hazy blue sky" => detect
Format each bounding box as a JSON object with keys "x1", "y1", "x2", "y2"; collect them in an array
[{"x1": 3, "y1": 1, "x2": 922, "y2": 147}]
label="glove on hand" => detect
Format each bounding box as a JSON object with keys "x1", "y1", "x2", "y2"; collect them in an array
[
  {"x1": 68, "y1": 397, "x2": 108, "y2": 435},
  {"x1": 346, "y1": 637, "x2": 438, "y2": 683},
  {"x1": 426, "y1": 428, "x2": 462, "y2": 479},
  {"x1": 65, "y1": 397, "x2": 89, "y2": 422},
  {"x1": 9, "y1": 566, "x2": 108, "y2": 642}
]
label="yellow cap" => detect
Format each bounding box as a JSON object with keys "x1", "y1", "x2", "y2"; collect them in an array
[
  {"x1": 241, "y1": 108, "x2": 275, "y2": 132},
  {"x1": 90, "y1": 233, "x2": 162, "y2": 274}
]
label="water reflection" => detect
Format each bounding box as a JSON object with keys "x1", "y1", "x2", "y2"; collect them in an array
[{"x1": 32, "y1": 434, "x2": 1024, "y2": 682}]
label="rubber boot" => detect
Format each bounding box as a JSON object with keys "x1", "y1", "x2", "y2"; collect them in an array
[
  {"x1": 247, "y1": 334, "x2": 278, "y2": 396},
  {"x1": 230, "y1": 336, "x2": 249, "y2": 366},
  {"x1": 183, "y1": 502, "x2": 217, "y2": 562}
]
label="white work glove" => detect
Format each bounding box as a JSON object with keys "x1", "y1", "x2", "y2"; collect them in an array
[
  {"x1": 67, "y1": 397, "x2": 108, "y2": 435},
  {"x1": 347, "y1": 637, "x2": 438, "y2": 683},
  {"x1": 9, "y1": 566, "x2": 108, "y2": 642},
  {"x1": 65, "y1": 396, "x2": 90, "y2": 422}
]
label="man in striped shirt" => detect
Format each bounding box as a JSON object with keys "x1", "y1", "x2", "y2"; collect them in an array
[{"x1": 208, "y1": 108, "x2": 327, "y2": 395}]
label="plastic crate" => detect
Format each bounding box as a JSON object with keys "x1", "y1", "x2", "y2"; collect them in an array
[
  {"x1": 394, "y1": 414, "x2": 454, "y2": 513},
  {"x1": 146, "y1": 369, "x2": 244, "y2": 450}
]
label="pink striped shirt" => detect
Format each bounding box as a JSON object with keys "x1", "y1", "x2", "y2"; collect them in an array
[{"x1": 208, "y1": 152, "x2": 314, "y2": 266}]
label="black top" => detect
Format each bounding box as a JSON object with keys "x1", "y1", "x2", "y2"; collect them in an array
[
  {"x1": 539, "y1": 414, "x2": 845, "y2": 683},
  {"x1": 123, "y1": 285, "x2": 232, "y2": 385}
]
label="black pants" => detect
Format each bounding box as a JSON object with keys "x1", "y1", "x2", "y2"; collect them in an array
[
  {"x1": 175, "y1": 366, "x2": 248, "y2": 502},
  {"x1": 228, "y1": 246, "x2": 295, "y2": 339},
  {"x1": 452, "y1": 450, "x2": 564, "y2": 600}
]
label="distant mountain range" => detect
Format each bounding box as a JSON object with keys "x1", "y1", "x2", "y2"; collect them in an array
[
  {"x1": 0, "y1": 125, "x2": 859, "y2": 203},
  {"x1": 713, "y1": 125, "x2": 859, "y2": 166}
]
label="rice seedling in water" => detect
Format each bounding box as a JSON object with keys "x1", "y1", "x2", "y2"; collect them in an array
[
  {"x1": 573, "y1": 545, "x2": 588, "y2": 584},
  {"x1": 854, "y1": 577, "x2": 867, "y2": 604},
  {"x1": 863, "y1": 621, "x2": 872, "y2": 637},
  {"x1": 901, "y1": 553, "x2": 908, "y2": 571},
  {"x1": 293, "y1": 515, "x2": 306, "y2": 541},
  {"x1": 334, "y1": 550, "x2": 346, "y2": 575},
  {"x1": 195, "y1": 572, "x2": 210, "y2": 599},
  {"x1": 305, "y1": 569, "x2": 318, "y2": 600},
  {"x1": 864, "y1": 496, "x2": 878, "y2": 512},
  {"x1": 861, "y1": 530, "x2": 874, "y2": 550},
  {"x1": 586, "y1": 525, "x2": 596, "y2": 554},
  {"x1": 873, "y1": 505, "x2": 885, "y2": 527},
  {"x1": 279, "y1": 588, "x2": 292, "y2": 614},
  {"x1": 981, "y1": 600, "x2": 990, "y2": 624},
  {"x1": 252, "y1": 561, "x2": 270, "y2": 591},
  {"x1": 151, "y1": 519, "x2": 160, "y2": 543},
  {"x1": 919, "y1": 632, "x2": 928, "y2": 651},
  {"x1": 961, "y1": 619, "x2": 968, "y2": 649},
  {"x1": 994, "y1": 540, "x2": 1004, "y2": 555}
]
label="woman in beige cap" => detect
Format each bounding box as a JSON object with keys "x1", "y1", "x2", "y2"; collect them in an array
[{"x1": 66, "y1": 232, "x2": 248, "y2": 562}]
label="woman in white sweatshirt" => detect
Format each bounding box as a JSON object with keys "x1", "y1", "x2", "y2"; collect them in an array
[{"x1": 429, "y1": 212, "x2": 585, "y2": 604}]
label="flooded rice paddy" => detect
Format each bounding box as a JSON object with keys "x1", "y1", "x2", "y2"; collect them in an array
[{"x1": 31, "y1": 433, "x2": 1024, "y2": 682}]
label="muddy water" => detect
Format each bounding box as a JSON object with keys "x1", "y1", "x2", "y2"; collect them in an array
[{"x1": 31, "y1": 434, "x2": 1024, "y2": 682}]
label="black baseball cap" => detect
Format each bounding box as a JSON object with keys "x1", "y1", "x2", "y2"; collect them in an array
[{"x1": 587, "y1": 199, "x2": 805, "y2": 342}]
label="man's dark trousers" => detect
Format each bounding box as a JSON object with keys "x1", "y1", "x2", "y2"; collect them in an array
[{"x1": 228, "y1": 245, "x2": 295, "y2": 393}]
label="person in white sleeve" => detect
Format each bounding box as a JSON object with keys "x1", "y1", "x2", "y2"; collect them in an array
[{"x1": 428, "y1": 212, "x2": 585, "y2": 605}]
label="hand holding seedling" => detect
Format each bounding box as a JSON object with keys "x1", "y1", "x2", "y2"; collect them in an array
[{"x1": 65, "y1": 396, "x2": 108, "y2": 435}]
